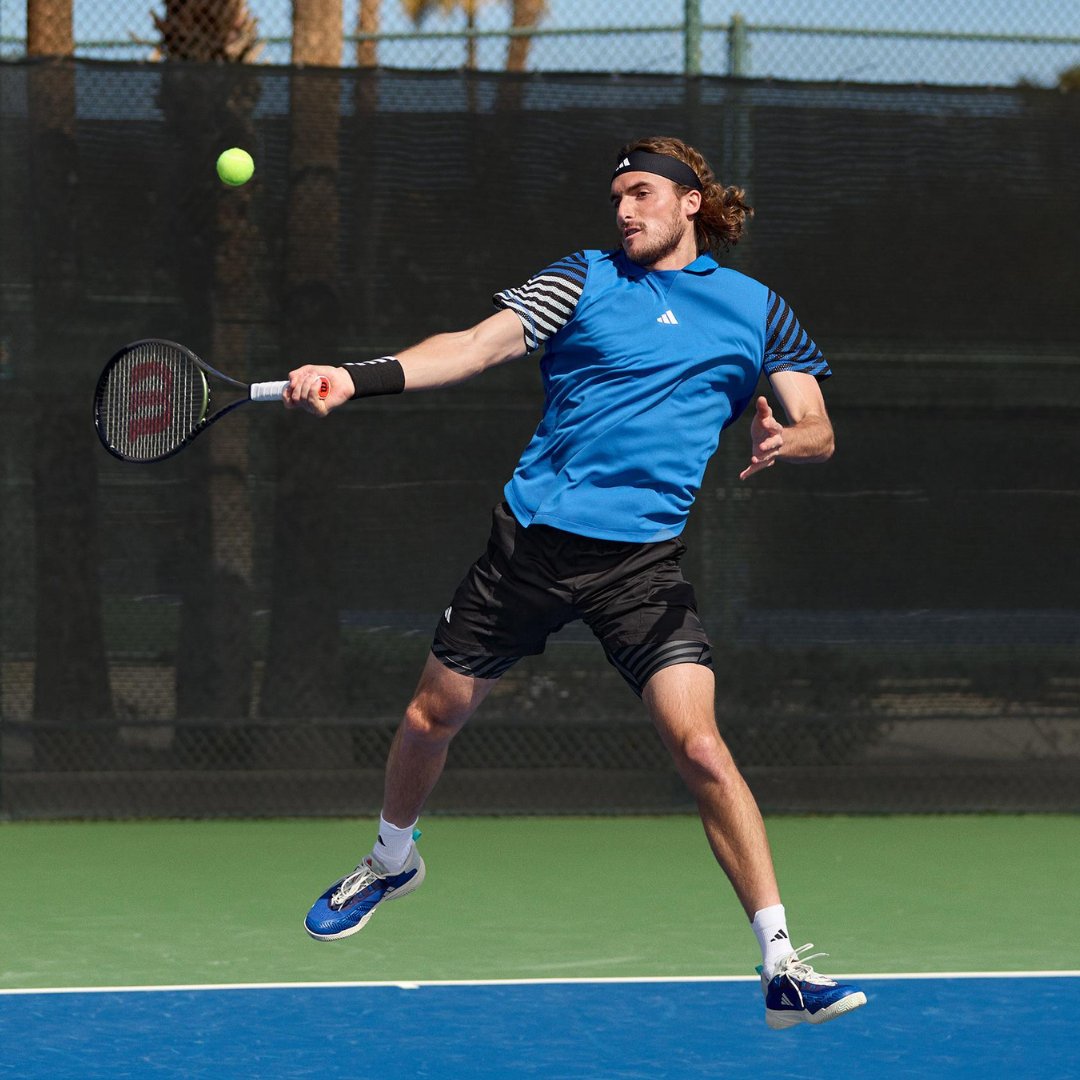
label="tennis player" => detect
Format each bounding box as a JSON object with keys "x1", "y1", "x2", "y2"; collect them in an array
[{"x1": 286, "y1": 136, "x2": 866, "y2": 1029}]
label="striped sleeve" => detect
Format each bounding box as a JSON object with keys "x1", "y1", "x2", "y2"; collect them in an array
[
  {"x1": 763, "y1": 290, "x2": 832, "y2": 380},
  {"x1": 493, "y1": 252, "x2": 588, "y2": 352}
]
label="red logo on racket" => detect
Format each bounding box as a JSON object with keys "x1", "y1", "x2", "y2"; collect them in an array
[{"x1": 127, "y1": 360, "x2": 173, "y2": 440}]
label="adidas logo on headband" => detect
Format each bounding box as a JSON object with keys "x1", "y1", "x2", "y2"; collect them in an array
[{"x1": 611, "y1": 149, "x2": 703, "y2": 192}]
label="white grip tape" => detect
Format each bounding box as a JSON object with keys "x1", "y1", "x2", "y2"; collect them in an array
[{"x1": 249, "y1": 381, "x2": 288, "y2": 402}]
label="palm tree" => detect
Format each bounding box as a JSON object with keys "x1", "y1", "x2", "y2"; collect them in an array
[
  {"x1": 506, "y1": 0, "x2": 547, "y2": 73},
  {"x1": 151, "y1": 2, "x2": 265, "y2": 732},
  {"x1": 358, "y1": 0, "x2": 548, "y2": 72},
  {"x1": 259, "y1": 2, "x2": 348, "y2": 726},
  {"x1": 26, "y1": 0, "x2": 114, "y2": 736},
  {"x1": 356, "y1": 0, "x2": 381, "y2": 67},
  {"x1": 152, "y1": 0, "x2": 262, "y2": 62},
  {"x1": 291, "y1": 0, "x2": 344, "y2": 66},
  {"x1": 26, "y1": 0, "x2": 73, "y2": 55}
]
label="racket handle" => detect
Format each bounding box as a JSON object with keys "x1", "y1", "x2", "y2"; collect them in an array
[
  {"x1": 249, "y1": 377, "x2": 330, "y2": 403},
  {"x1": 250, "y1": 381, "x2": 288, "y2": 401}
]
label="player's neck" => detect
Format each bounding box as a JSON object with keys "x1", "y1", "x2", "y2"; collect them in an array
[{"x1": 640, "y1": 235, "x2": 700, "y2": 272}]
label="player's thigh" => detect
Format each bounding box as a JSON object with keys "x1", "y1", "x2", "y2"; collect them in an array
[{"x1": 642, "y1": 661, "x2": 727, "y2": 763}]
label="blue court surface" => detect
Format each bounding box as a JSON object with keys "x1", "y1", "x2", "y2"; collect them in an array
[{"x1": 1, "y1": 974, "x2": 1074, "y2": 1079}]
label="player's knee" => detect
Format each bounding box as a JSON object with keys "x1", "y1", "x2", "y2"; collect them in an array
[
  {"x1": 401, "y1": 698, "x2": 465, "y2": 745},
  {"x1": 674, "y1": 729, "x2": 738, "y2": 788}
]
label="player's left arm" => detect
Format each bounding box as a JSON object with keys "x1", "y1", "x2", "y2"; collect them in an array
[{"x1": 739, "y1": 371, "x2": 835, "y2": 481}]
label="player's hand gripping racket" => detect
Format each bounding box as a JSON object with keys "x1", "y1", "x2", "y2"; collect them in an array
[{"x1": 94, "y1": 338, "x2": 328, "y2": 463}]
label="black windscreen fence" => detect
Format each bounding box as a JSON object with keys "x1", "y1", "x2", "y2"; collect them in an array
[{"x1": 1, "y1": 60, "x2": 1078, "y2": 817}]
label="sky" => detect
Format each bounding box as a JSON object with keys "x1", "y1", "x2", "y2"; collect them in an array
[{"x1": 0, "y1": 0, "x2": 1076, "y2": 86}]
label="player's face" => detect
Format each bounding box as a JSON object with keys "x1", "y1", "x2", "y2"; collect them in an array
[{"x1": 610, "y1": 173, "x2": 696, "y2": 268}]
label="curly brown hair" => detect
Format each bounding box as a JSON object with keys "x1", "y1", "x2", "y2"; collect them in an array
[{"x1": 617, "y1": 136, "x2": 753, "y2": 253}]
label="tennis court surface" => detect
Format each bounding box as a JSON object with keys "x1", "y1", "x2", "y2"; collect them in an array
[
  {"x1": 2, "y1": 816, "x2": 1076, "y2": 1078},
  {"x1": 3, "y1": 975, "x2": 1075, "y2": 1079}
]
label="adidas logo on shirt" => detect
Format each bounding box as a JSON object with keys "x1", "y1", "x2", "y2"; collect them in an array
[{"x1": 657, "y1": 309, "x2": 679, "y2": 325}]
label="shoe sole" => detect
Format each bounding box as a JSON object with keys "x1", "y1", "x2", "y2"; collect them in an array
[
  {"x1": 304, "y1": 856, "x2": 427, "y2": 942},
  {"x1": 766, "y1": 990, "x2": 867, "y2": 1030}
]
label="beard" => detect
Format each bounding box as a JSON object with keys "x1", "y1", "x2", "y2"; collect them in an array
[{"x1": 623, "y1": 206, "x2": 687, "y2": 266}]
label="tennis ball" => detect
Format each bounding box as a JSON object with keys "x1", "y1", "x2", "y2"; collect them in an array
[{"x1": 216, "y1": 147, "x2": 254, "y2": 187}]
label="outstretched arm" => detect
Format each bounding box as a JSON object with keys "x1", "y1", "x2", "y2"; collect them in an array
[
  {"x1": 284, "y1": 308, "x2": 529, "y2": 416},
  {"x1": 739, "y1": 370, "x2": 834, "y2": 480}
]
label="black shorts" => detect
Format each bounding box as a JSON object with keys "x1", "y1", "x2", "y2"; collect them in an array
[{"x1": 432, "y1": 502, "x2": 713, "y2": 696}]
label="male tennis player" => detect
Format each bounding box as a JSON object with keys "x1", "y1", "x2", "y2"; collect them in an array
[{"x1": 286, "y1": 136, "x2": 866, "y2": 1030}]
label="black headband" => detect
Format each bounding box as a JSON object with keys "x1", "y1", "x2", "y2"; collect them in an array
[{"x1": 611, "y1": 150, "x2": 703, "y2": 192}]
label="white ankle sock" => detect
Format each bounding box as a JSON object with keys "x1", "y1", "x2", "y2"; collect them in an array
[
  {"x1": 371, "y1": 814, "x2": 417, "y2": 873},
  {"x1": 752, "y1": 904, "x2": 794, "y2": 977}
]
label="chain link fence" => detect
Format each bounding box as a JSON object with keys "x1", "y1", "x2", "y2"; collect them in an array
[
  {"x1": 2, "y1": 1, "x2": 1078, "y2": 86},
  {"x1": 2, "y1": 57, "x2": 1079, "y2": 817}
]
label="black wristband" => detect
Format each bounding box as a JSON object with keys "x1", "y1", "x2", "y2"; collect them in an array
[{"x1": 343, "y1": 356, "x2": 405, "y2": 398}]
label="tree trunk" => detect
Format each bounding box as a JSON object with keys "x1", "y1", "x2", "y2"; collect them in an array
[
  {"x1": 357, "y1": 0, "x2": 380, "y2": 68},
  {"x1": 507, "y1": 0, "x2": 545, "y2": 73},
  {"x1": 29, "y1": 54, "x2": 113, "y2": 729},
  {"x1": 260, "y1": 4, "x2": 345, "y2": 723},
  {"x1": 152, "y1": 7, "x2": 264, "y2": 734},
  {"x1": 292, "y1": 0, "x2": 344, "y2": 66},
  {"x1": 27, "y1": 0, "x2": 73, "y2": 56}
]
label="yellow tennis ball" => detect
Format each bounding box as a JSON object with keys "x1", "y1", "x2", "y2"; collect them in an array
[{"x1": 216, "y1": 147, "x2": 254, "y2": 187}]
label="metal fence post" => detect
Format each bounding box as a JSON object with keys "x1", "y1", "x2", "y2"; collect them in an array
[
  {"x1": 684, "y1": 0, "x2": 702, "y2": 77},
  {"x1": 728, "y1": 12, "x2": 749, "y2": 77}
]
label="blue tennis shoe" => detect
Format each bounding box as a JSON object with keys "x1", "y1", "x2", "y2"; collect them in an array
[
  {"x1": 304, "y1": 846, "x2": 426, "y2": 941},
  {"x1": 757, "y1": 944, "x2": 867, "y2": 1029}
]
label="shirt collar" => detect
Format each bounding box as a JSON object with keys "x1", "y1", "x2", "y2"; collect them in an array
[{"x1": 683, "y1": 252, "x2": 719, "y2": 274}]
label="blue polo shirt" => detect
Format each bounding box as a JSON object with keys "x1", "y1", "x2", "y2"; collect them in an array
[{"x1": 493, "y1": 249, "x2": 829, "y2": 543}]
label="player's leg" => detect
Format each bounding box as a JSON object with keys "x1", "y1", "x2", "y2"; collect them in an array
[
  {"x1": 589, "y1": 533, "x2": 867, "y2": 1029},
  {"x1": 304, "y1": 650, "x2": 507, "y2": 942},
  {"x1": 305, "y1": 501, "x2": 549, "y2": 942},
  {"x1": 641, "y1": 661, "x2": 780, "y2": 919},
  {"x1": 381, "y1": 649, "x2": 505, "y2": 827},
  {"x1": 641, "y1": 661, "x2": 866, "y2": 1028}
]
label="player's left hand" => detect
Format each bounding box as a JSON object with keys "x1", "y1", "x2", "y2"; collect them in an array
[{"x1": 739, "y1": 396, "x2": 784, "y2": 480}]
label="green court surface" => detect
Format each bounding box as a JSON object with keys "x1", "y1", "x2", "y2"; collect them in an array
[{"x1": 2, "y1": 815, "x2": 1078, "y2": 990}]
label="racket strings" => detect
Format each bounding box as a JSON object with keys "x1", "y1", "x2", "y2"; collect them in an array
[{"x1": 100, "y1": 342, "x2": 206, "y2": 461}]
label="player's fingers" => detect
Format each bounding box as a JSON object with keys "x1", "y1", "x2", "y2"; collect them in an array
[
  {"x1": 284, "y1": 366, "x2": 314, "y2": 407},
  {"x1": 756, "y1": 396, "x2": 772, "y2": 418},
  {"x1": 740, "y1": 457, "x2": 776, "y2": 480},
  {"x1": 299, "y1": 375, "x2": 327, "y2": 416}
]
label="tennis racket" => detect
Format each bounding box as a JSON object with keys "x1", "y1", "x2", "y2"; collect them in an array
[{"x1": 94, "y1": 338, "x2": 328, "y2": 463}]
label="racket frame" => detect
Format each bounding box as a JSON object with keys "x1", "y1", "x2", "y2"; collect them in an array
[{"x1": 95, "y1": 338, "x2": 274, "y2": 463}]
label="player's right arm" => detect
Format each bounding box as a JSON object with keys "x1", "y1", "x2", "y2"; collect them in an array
[
  {"x1": 284, "y1": 308, "x2": 528, "y2": 416},
  {"x1": 286, "y1": 251, "x2": 588, "y2": 416},
  {"x1": 396, "y1": 308, "x2": 530, "y2": 389}
]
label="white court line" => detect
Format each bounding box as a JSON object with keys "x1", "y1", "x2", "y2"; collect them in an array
[{"x1": 1, "y1": 971, "x2": 1077, "y2": 996}]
